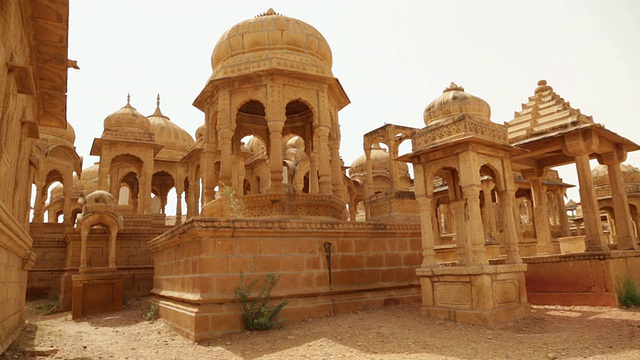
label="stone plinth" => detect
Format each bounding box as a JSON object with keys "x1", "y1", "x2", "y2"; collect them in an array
[
  {"x1": 416, "y1": 264, "x2": 529, "y2": 328},
  {"x1": 555, "y1": 236, "x2": 586, "y2": 254},
  {"x1": 149, "y1": 217, "x2": 422, "y2": 341},
  {"x1": 524, "y1": 250, "x2": 640, "y2": 307},
  {"x1": 72, "y1": 271, "x2": 124, "y2": 319},
  {"x1": 201, "y1": 193, "x2": 346, "y2": 220},
  {"x1": 365, "y1": 191, "x2": 420, "y2": 223}
]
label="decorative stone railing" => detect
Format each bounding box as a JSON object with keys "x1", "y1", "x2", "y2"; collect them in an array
[
  {"x1": 201, "y1": 193, "x2": 346, "y2": 220},
  {"x1": 595, "y1": 184, "x2": 640, "y2": 198},
  {"x1": 413, "y1": 115, "x2": 508, "y2": 150},
  {"x1": 366, "y1": 190, "x2": 420, "y2": 222}
]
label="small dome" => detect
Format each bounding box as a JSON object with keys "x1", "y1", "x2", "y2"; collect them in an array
[
  {"x1": 195, "y1": 124, "x2": 206, "y2": 143},
  {"x1": 349, "y1": 144, "x2": 409, "y2": 177},
  {"x1": 81, "y1": 163, "x2": 100, "y2": 182},
  {"x1": 592, "y1": 163, "x2": 640, "y2": 186},
  {"x1": 147, "y1": 95, "x2": 195, "y2": 157},
  {"x1": 211, "y1": 8, "x2": 333, "y2": 79},
  {"x1": 103, "y1": 95, "x2": 152, "y2": 136},
  {"x1": 40, "y1": 122, "x2": 76, "y2": 145},
  {"x1": 246, "y1": 136, "x2": 266, "y2": 154},
  {"x1": 50, "y1": 182, "x2": 64, "y2": 200},
  {"x1": 423, "y1": 83, "x2": 491, "y2": 126}
]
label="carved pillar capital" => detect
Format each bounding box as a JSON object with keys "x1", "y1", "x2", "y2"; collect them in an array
[{"x1": 597, "y1": 145, "x2": 627, "y2": 167}]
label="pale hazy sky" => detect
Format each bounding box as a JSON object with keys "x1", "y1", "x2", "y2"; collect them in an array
[{"x1": 66, "y1": 0, "x2": 640, "y2": 202}]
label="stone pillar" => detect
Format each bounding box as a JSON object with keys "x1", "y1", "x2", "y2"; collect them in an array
[
  {"x1": 108, "y1": 228, "x2": 117, "y2": 269},
  {"x1": 235, "y1": 153, "x2": 247, "y2": 196},
  {"x1": 364, "y1": 146, "x2": 374, "y2": 219},
  {"x1": 309, "y1": 152, "x2": 319, "y2": 194},
  {"x1": 575, "y1": 153, "x2": 609, "y2": 251},
  {"x1": 603, "y1": 159, "x2": 638, "y2": 249},
  {"x1": 481, "y1": 180, "x2": 498, "y2": 242},
  {"x1": 329, "y1": 138, "x2": 345, "y2": 199},
  {"x1": 462, "y1": 185, "x2": 486, "y2": 265},
  {"x1": 80, "y1": 225, "x2": 89, "y2": 269},
  {"x1": 452, "y1": 199, "x2": 469, "y2": 264},
  {"x1": 267, "y1": 121, "x2": 284, "y2": 193},
  {"x1": 218, "y1": 128, "x2": 233, "y2": 188},
  {"x1": 32, "y1": 180, "x2": 45, "y2": 223},
  {"x1": 458, "y1": 151, "x2": 486, "y2": 265},
  {"x1": 499, "y1": 189, "x2": 523, "y2": 264},
  {"x1": 388, "y1": 139, "x2": 400, "y2": 190},
  {"x1": 186, "y1": 174, "x2": 195, "y2": 219},
  {"x1": 175, "y1": 191, "x2": 183, "y2": 226},
  {"x1": 139, "y1": 160, "x2": 153, "y2": 215},
  {"x1": 316, "y1": 126, "x2": 332, "y2": 195},
  {"x1": 61, "y1": 172, "x2": 73, "y2": 224},
  {"x1": 523, "y1": 171, "x2": 554, "y2": 254},
  {"x1": 203, "y1": 144, "x2": 217, "y2": 203},
  {"x1": 557, "y1": 190, "x2": 571, "y2": 237},
  {"x1": 413, "y1": 165, "x2": 437, "y2": 267},
  {"x1": 364, "y1": 147, "x2": 374, "y2": 197},
  {"x1": 98, "y1": 156, "x2": 111, "y2": 192}
]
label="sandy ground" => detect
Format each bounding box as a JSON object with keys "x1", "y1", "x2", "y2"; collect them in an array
[{"x1": 3, "y1": 298, "x2": 640, "y2": 360}]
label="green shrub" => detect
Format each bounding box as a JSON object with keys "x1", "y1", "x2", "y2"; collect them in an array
[
  {"x1": 219, "y1": 182, "x2": 244, "y2": 218},
  {"x1": 234, "y1": 272, "x2": 288, "y2": 330},
  {"x1": 143, "y1": 303, "x2": 159, "y2": 321},
  {"x1": 616, "y1": 275, "x2": 640, "y2": 307}
]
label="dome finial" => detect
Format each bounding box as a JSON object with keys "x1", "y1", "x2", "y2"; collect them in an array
[
  {"x1": 150, "y1": 93, "x2": 167, "y2": 119},
  {"x1": 535, "y1": 79, "x2": 552, "y2": 94},
  {"x1": 257, "y1": 8, "x2": 280, "y2": 17},
  {"x1": 444, "y1": 82, "x2": 465, "y2": 93},
  {"x1": 125, "y1": 93, "x2": 133, "y2": 108}
]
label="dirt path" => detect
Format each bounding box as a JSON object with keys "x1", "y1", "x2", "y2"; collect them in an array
[{"x1": 3, "y1": 299, "x2": 640, "y2": 359}]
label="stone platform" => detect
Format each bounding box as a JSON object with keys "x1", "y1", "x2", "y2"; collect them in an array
[
  {"x1": 523, "y1": 250, "x2": 640, "y2": 307},
  {"x1": 416, "y1": 264, "x2": 529, "y2": 328},
  {"x1": 149, "y1": 217, "x2": 423, "y2": 341},
  {"x1": 72, "y1": 270, "x2": 124, "y2": 319}
]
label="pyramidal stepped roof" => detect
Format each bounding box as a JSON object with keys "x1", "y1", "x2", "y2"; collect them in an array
[{"x1": 507, "y1": 80, "x2": 593, "y2": 144}]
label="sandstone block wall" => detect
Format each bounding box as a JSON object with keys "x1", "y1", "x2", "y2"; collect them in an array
[
  {"x1": 0, "y1": 232, "x2": 29, "y2": 354},
  {"x1": 1, "y1": 0, "x2": 60, "y2": 353},
  {"x1": 27, "y1": 224, "x2": 68, "y2": 299},
  {"x1": 524, "y1": 251, "x2": 640, "y2": 306},
  {"x1": 150, "y1": 218, "x2": 423, "y2": 340},
  {"x1": 55, "y1": 225, "x2": 169, "y2": 310}
]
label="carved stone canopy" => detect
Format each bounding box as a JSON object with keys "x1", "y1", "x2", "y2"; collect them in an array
[
  {"x1": 423, "y1": 83, "x2": 492, "y2": 126},
  {"x1": 210, "y1": 8, "x2": 333, "y2": 79}
]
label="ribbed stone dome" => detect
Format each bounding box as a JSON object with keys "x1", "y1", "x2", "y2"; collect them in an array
[
  {"x1": 147, "y1": 95, "x2": 195, "y2": 157},
  {"x1": 423, "y1": 83, "x2": 491, "y2": 126},
  {"x1": 40, "y1": 122, "x2": 76, "y2": 145},
  {"x1": 195, "y1": 124, "x2": 206, "y2": 143},
  {"x1": 349, "y1": 144, "x2": 409, "y2": 177},
  {"x1": 80, "y1": 163, "x2": 99, "y2": 182},
  {"x1": 103, "y1": 95, "x2": 152, "y2": 137},
  {"x1": 592, "y1": 163, "x2": 640, "y2": 186},
  {"x1": 211, "y1": 8, "x2": 333, "y2": 79}
]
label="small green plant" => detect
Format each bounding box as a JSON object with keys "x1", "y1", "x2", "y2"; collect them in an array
[
  {"x1": 234, "y1": 272, "x2": 288, "y2": 331},
  {"x1": 143, "y1": 303, "x2": 159, "y2": 321},
  {"x1": 219, "y1": 182, "x2": 245, "y2": 218},
  {"x1": 616, "y1": 275, "x2": 640, "y2": 307}
]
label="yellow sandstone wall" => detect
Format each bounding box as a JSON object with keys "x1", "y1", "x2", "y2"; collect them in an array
[
  {"x1": 0, "y1": 1, "x2": 40, "y2": 353},
  {"x1": 150, "y1": 218, "x2": 422, "y2": 341},
  {"x1": 57, "y1": 226, "x2": 170, "y2": 310}
]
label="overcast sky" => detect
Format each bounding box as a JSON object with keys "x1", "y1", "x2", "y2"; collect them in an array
[{"x1": 66, "y1": 0, "x2": 640, "y2": 202}]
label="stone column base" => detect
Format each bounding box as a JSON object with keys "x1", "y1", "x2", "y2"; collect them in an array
[
  {"x1": 536, "y1": 242, "x2": 555, "y2": 255},
  {"x1": 416, "y1": 264, "x2": 529, "y2": 328},
  {"x1": 72, "y1": 271, "x2": 123, "y2": 319}
]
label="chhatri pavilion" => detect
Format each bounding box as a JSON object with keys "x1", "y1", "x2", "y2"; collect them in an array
[{"x1": 1, "y1": 3, "x2": 640, "y2": 349}]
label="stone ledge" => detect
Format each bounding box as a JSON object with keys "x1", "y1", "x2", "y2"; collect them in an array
[
  {"x1": 149, "y1": 217, "x2": 421, "y2": 252},
  {"x1": 416, "y1": 264, "x2": 527, "y2": 276}
]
